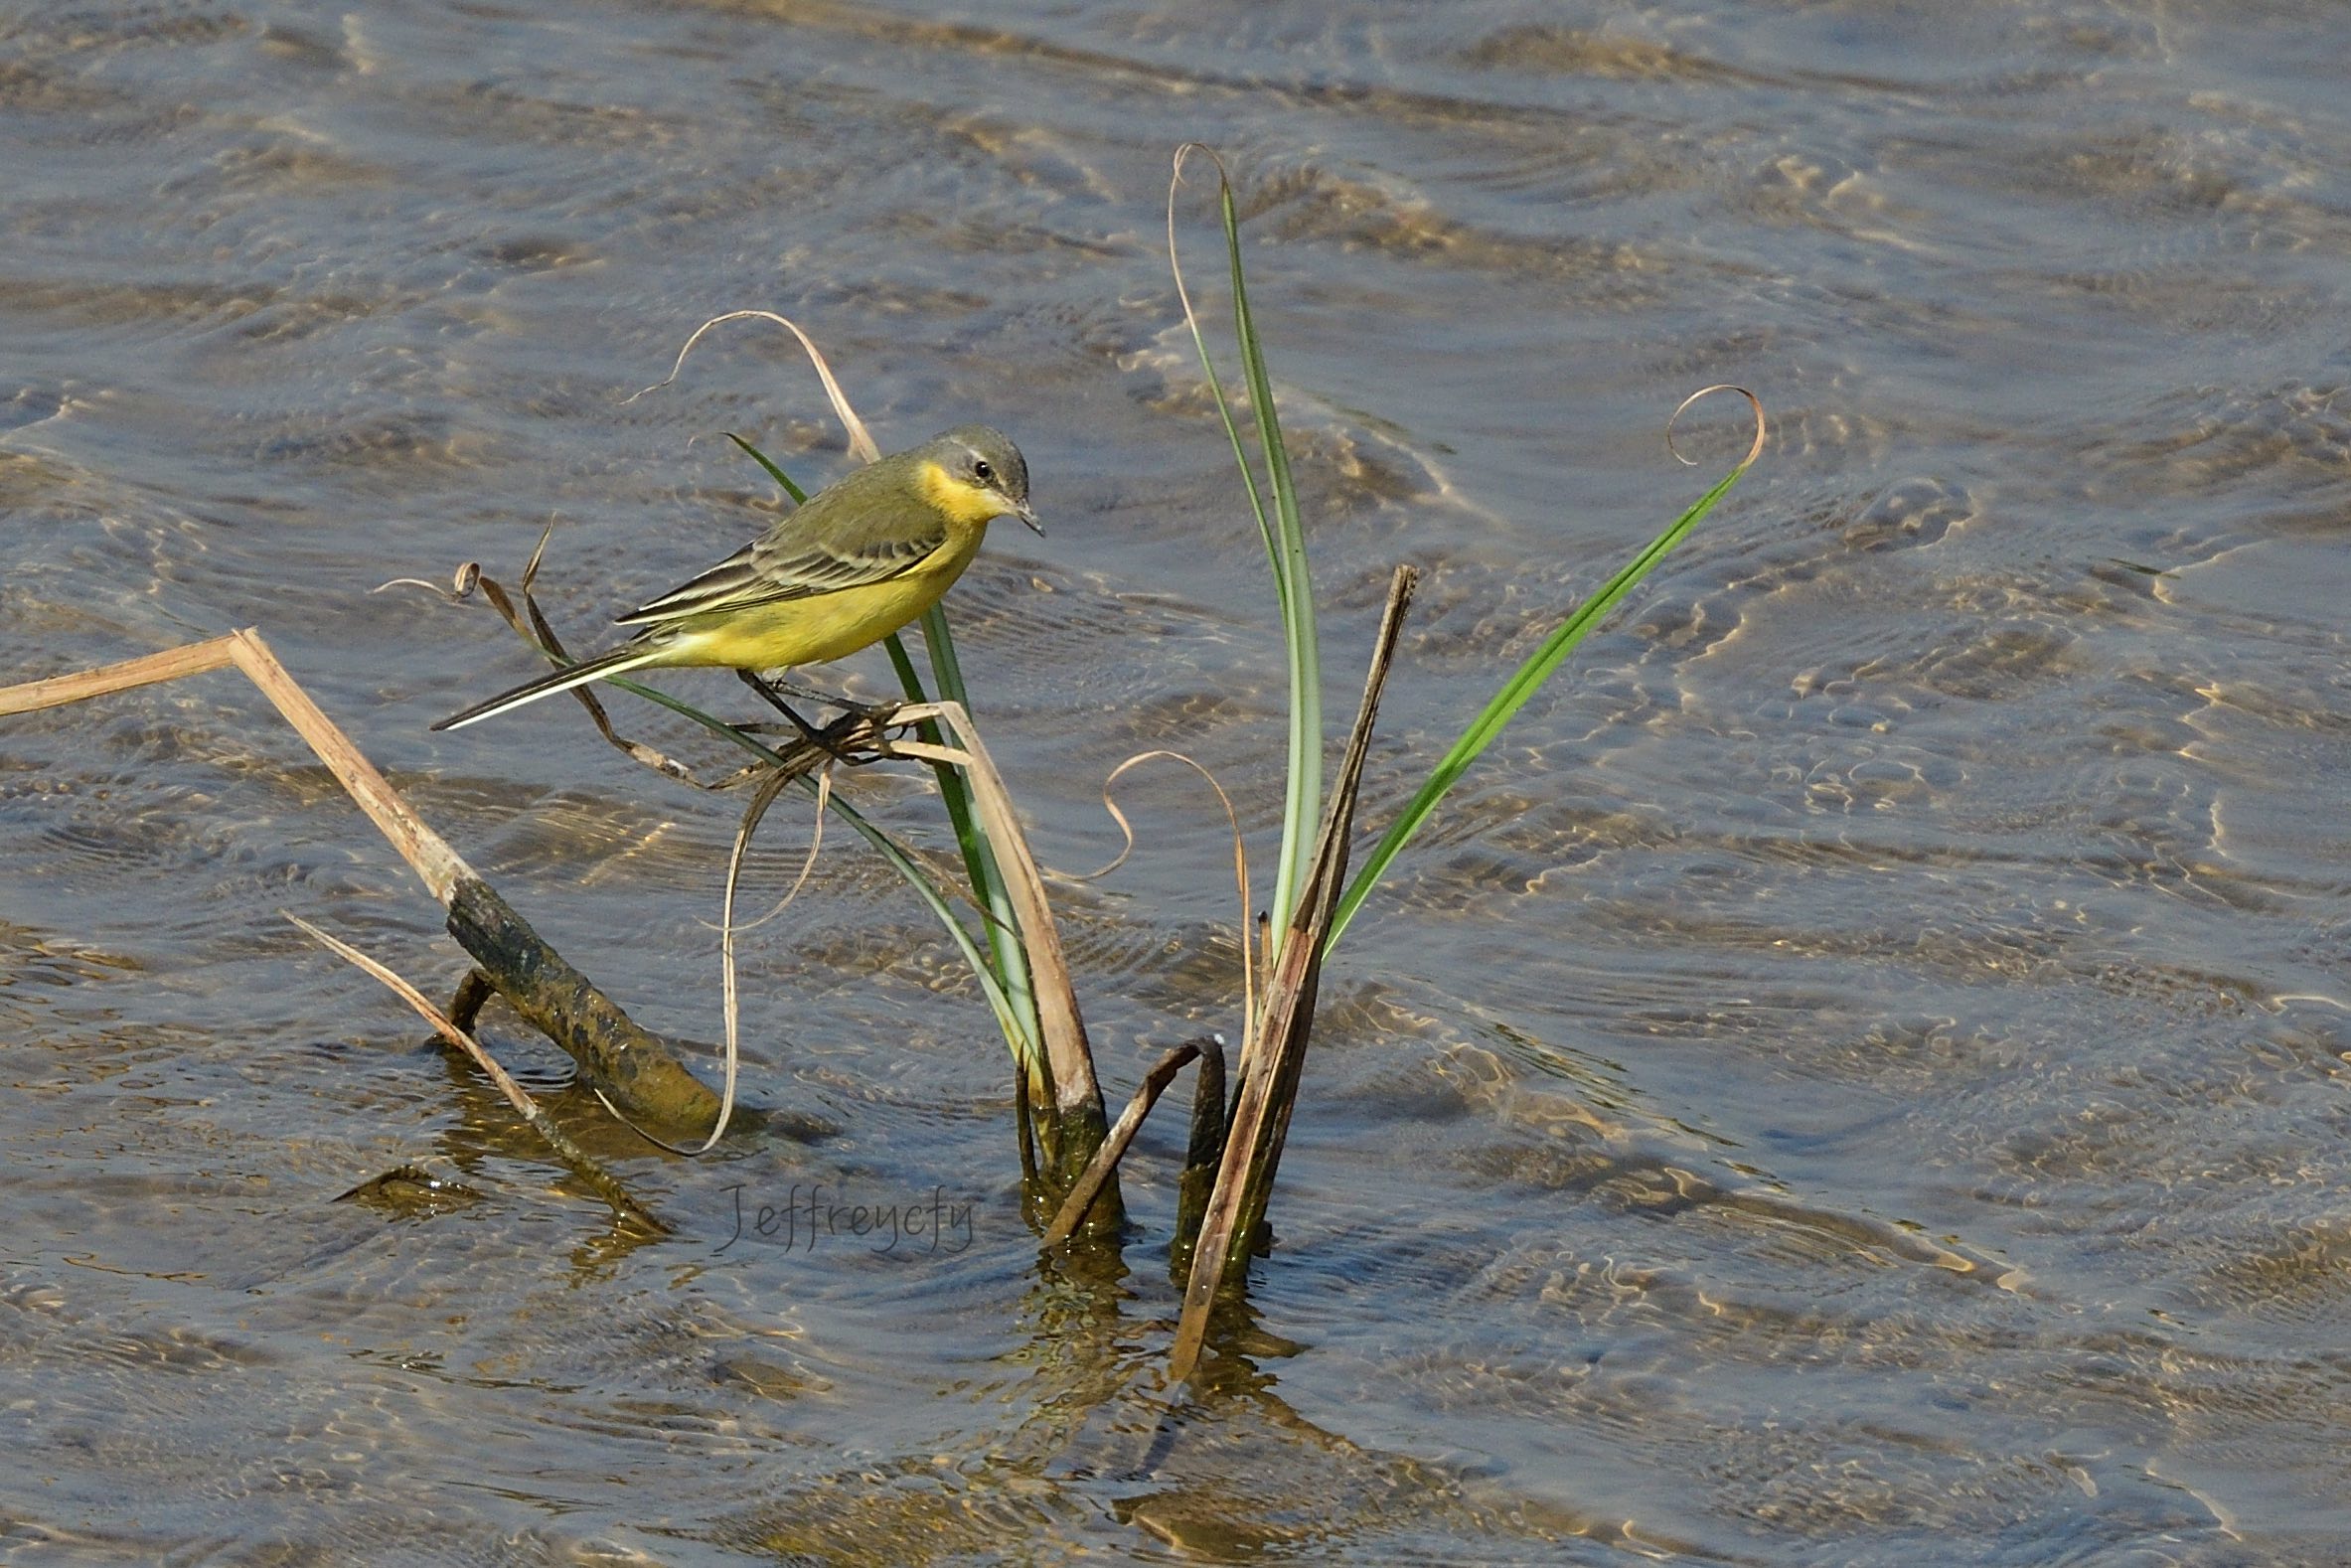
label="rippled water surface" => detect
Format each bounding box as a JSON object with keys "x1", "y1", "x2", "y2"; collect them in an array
[{"x1": 7, "y1": 1, "x2": 2351, "y2": 1561}]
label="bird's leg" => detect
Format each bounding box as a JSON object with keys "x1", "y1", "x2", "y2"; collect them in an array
[
  {"x1": 735, "y1": 670, "x2": 885, "y2": 767},
  {"x1": 756, "y1": 671, "x2": 899, "y2": 722},
  {"x1": 735, "y1": 668, "x2": 818, "y2": 727}
]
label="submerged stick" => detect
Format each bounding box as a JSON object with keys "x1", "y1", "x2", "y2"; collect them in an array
[
  {"x1": 285, "y1": 914, "x2": 666, "y2": 1234},
  {"x1": 1168, "y1": 565, "x2": 1418, "y2": 1386},
  {"x1": 443, "y1": 875, "x2": 722, "y2": 1130},
  {"x1": 0, "y1": 630, "x2": 724, "y2": 1133}
]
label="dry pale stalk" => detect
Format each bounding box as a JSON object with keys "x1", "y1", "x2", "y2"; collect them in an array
[
  {"x1": 880, "y1": 701, "x2": 1108, "y2": 1170},
  {"x1": 1167, "y1": 564, "x2": 1419, "y2": 1386},
  {"x1": 0, "y1": 630, "x2": 724, "y2": 1130}
]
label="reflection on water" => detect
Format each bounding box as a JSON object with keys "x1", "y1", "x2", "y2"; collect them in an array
[{"x1": 6, "y1": 0, "x2": 2351, "y2": 1560}]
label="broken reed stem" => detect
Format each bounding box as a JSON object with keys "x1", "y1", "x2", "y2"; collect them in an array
[
  {"x1": 1042, "y1": 1039, "x2": 1209, "y2": 1247},
  {"x1": 284, "y1": 914, "x2": 666, "y2": 1234},
  {"x1": 0, "y1": 636, "x2": 240, "y2": 714},
  {"x1": 882, "y1": 701, "x2": 1115, "y2": 1217},
  {"x1": 0, "y1": 630, "x2": 724, "y2": 1134},
  {"x1": 1167, "y1": 564, "x2": 1419, "y2": 1387},
  {"x1": 0, "y1": 631, "x2": 463, "y2": 898},
  {"x1": 1170, "y1": 1035, "x2": 1230, "y2": 1273}
]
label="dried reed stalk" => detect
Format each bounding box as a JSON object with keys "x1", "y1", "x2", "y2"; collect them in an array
[
  {"x1": 1042, "y1": 1038, "x2": 1209, "y2": 1247},
  {"x1": 878, "y1": 700, "x2": 1115, "y2": 1213},
  {"x1": 1170, "y1": 1035, "x2": 1230, "y2": 1272},
  {"x1": 1166, "y1": 564, "x2": 1418, "y2": 1385}
]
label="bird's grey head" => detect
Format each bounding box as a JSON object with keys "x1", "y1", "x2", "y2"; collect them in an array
[{"x1": 934, "y1": 424, "x2": 1039, "y2": 535}]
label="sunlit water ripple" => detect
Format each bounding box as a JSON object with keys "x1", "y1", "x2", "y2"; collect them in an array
[{"x1": 4, "y1": 0, "x2": 2349, "y2": 1560}]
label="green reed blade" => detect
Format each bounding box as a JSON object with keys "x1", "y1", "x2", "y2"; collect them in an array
[
  {"x1": 1170, "y1": 165, "x2": 1280, "y2": 606},
  {"x1": 1214, "y1": 175, "x2": 1323, "y2": 942},
  {"x1": 887, "y1": 618, "x2": 1041, "y2": 1066},
  {"x1": 725, "y1": 432, "x2": 807, "y2": 504},
  {"x1": 1324, "y1": 454, "x2": 1754, "y2": 951},
  {"x1": 1172, "y1": 151, "x2": 1321, "y2": 937}
]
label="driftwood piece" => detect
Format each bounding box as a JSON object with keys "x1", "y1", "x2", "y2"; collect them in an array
[
  {"x1": 444, "y1": 874, "x2": 722, "y2": 1131},
  {"x1": 0, "y1": 629, "x2": 723, "y2": 1133}
]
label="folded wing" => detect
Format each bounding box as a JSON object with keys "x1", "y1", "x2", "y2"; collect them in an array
[{"x1": 614, "y1": 477, "x2": 949, "y2": 627}]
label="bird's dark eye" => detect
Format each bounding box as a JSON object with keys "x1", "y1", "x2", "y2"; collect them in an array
[{"x1": 973, "y1": 459, "x2": 994, "y2": 484}]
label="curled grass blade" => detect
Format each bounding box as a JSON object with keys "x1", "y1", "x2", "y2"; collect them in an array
[
  {"x1": 624, "y1": 310, "x2": 880, "y2": 464},
  {"x1": 521, "y1": 649, "x2": 1030, "y2": 1078},
  {"x1": 1327, "y1": 387, "x2": 1767, "y2": 950},
  {"x1": 613, "y1": 675, "x2": 1034, "y2": 1082},
  {"x1": 1067, "y1": 749, "x2": 1256, "y2": 1044}
]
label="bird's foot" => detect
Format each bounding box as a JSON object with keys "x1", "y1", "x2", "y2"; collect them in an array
[{"x1": 735, "y1": 671, "x2": 897, "y2": 767}]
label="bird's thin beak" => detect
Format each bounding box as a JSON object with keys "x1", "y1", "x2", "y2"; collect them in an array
[{"x1": 1012, "y1": 500, "x2": 1043, "y2": 537}]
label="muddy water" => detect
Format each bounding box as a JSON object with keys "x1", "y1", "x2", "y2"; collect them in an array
[{"x1": 6, "y1": 1, "x2": 2351, "y2": 1561}]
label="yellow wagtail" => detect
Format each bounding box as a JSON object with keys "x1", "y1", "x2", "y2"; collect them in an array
[{"x1": 432, "y1": 425, "x2": 1036, "y2": 731}]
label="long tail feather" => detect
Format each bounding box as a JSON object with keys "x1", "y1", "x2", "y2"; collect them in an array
[{"x1": 431, "y1": 641, "x2": 674, "y2": 731}]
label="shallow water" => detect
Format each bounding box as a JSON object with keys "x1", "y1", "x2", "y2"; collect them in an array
[{"x1": 6, "y1": 0, "x2": 2351, "y2": 1560}]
